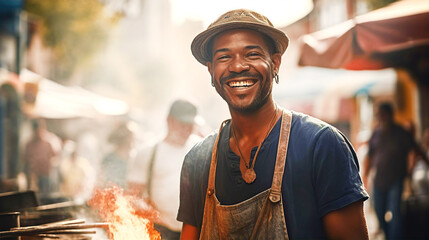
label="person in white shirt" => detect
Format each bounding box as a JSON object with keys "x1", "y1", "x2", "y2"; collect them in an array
[{"x1": 128, "y1": 99, "x2": 202, "y2": 240}]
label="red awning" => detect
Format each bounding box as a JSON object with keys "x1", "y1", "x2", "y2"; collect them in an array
[{"x1": 298, "y1": 0, "x2": 429, "y2": 70}]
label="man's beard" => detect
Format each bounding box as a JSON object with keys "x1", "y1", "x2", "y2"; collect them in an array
[
  {"x1": 215, "y1": 71, "x2": 273, "y2": 114},
  {"x1": 227, "y1": 86, "x2": 271, "y2": 114}
]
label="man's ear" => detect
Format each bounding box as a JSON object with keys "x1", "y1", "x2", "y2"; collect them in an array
[
  {"x1": 271, "y1": 53, "x2": 282, "y2": 73},
  {"x1": 207, "y1": 61, "x2": 213, "y2": 75}
]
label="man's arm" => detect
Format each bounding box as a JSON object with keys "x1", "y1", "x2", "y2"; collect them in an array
[
  {"x1": 413, "y1": 142, "x2": 429, "y2": 165},
  {"x1": 180, "y1": 223, "x2": 199, "y2": 240},
  {"x1": 362, "y1": 154, "x2": 371, "y2": 189},
  {"x1": 323, "y1": 200, "x2": 369, "y2": 240}
]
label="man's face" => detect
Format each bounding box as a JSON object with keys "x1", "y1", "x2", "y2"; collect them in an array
[
  {"x1": 207, "y1": 29, "x2": 281, "y2": 113},
  {"x1": 168, "y1": 116, "x2": 194, "y2": 141}
]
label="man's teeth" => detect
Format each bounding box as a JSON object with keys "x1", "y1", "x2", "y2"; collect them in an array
[{"x1": 228, "y1": 80, "x2": 255, "y2": 88}]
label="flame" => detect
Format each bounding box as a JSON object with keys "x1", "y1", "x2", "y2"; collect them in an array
[{"x1": 88, "y1": 185, "x2": 161, "y2": 240}]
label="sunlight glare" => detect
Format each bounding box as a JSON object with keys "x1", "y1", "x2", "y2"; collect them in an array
[{"x1": 169, "y1": 0, "x2": 313, "y2": 28}]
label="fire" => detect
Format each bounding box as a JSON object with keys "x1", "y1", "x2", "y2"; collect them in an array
[{"x1": 88, "y1": 185, "x2": 161, "y2": 240}]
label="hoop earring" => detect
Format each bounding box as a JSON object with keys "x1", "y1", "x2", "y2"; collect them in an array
[
  {"x1": 274, "y1": 73, "x2": 279, "y2": 84},
  {"x1": 211, "y1": 78, "x2": 215, "y2": 87}
]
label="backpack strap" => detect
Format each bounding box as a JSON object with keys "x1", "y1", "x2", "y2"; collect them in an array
[{"x1": 147, "y1": 144, "x2": 158, "y2": 202}]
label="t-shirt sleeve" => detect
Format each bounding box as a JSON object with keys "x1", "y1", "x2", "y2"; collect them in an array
[
  {"x1": 313, "y1": 127, "x2": 369, "y2": 217},
  {"x1": 176, "y1": 133, "x2": 215, "y2": 229},
  {"x1": 177, "y1": 152, "x2": 198, "y2": 226}
]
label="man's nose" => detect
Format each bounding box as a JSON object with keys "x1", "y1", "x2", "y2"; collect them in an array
[{"x1": 228, "y1": 57, "x2": 250, "y2": 73}]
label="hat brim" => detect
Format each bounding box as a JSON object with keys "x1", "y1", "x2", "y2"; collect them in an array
[{"x1": 191, "y1": 22, "x2": 289, "y2": 65}]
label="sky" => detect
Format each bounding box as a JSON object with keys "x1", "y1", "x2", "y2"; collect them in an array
[{"x1": 168, "y1": 0, "x2": 314, "y2": 27}]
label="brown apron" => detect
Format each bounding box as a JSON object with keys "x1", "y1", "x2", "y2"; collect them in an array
[{"x1": 199, "y1": 110, "x2": 292, "y2": 240}]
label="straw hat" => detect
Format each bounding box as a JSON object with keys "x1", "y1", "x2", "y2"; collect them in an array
[{"x1": 191, "y1": 9, "x2": 289, "y2": 65}]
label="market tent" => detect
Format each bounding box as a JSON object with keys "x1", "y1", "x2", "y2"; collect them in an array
[
  {"x1": 274, "y1": 67, "x2": 396, "y2": 121},
  {"x1": 298, "y1": 0, "x2": 429, "y2": 70},
  {"x1": 20, "y1": 69, "x2": 129, "y2": 119}
]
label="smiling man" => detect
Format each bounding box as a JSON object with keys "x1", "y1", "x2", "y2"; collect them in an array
[{"x1": 177, "y1": 9, "x2": 369, "y2": 239}]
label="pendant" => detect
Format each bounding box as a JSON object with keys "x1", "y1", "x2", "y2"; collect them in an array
[{"x1": 243, "y1": 168, "x2": 256, "y2": 184}]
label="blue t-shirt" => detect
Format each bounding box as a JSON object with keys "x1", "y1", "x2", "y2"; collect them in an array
[{"x1": 177, "y1": 111, "x2": 368, "y2": 239}]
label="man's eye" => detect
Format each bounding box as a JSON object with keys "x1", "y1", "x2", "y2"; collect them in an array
[
  {"x1": 216, "y1": 55, "x2": 229, "y2": 61},
  {"x1": 248, "y1": 52, "x2": 261, "y2": 57}
]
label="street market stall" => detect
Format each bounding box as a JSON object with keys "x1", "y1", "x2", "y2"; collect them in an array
[
  {"x1": 298, "y1": 0, "x2": 429, "y2": 134},
  {"x1": 19, "y1": 69, "x2": 129, "y2": 119},
  {"x1": 298, "y1": 0, "x2": 429, "y2": 70}
]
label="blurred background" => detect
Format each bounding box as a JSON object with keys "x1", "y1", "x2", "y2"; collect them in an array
[{"x1": 0, "y1": 0, "x2": 428, "y2": 239}]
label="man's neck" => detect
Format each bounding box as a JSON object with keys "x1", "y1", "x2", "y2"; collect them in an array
[
  {"x1": 380, "y1": 121, "x2": 395, "y2": 132},
  {"x1": 229, "y1": 100, "x2": 279, "y2": 146},
  {"x1": 164, "y1": 134, "x2": 188, "y2": 147}
]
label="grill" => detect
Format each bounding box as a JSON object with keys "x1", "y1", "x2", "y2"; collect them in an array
[{"x1": 0, "y1": 191, "x2": 108, "y2": 240}]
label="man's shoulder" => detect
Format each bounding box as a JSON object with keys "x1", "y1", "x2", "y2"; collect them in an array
[
  {"x1": 133, "y1": 141, "x2": 160, "y2": 165},
  {"x1": 181, "y1": 130, "x2": 218, "y2": 183},
  {"x1": 288, "y1": 111, "x2": 353, "y2": 152},
  {"x1": 393, "y1": 123, "x2": 411, "y2": 135},
  {"x1": 186, "y1": 130, "x2": 218, "y2": 159},
  {"x1": 185, "y1": 134, "x2": 204, "y2": 149},
  {"x1": 290, "y1": 111, "x2": 333, "y2": 136}
]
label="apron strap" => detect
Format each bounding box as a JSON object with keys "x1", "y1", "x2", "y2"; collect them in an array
[
  {"x1": 269, "y1": 109, "x2": 292, "y2": 203},
  {"x1": 207, "y1": 119, "x2": 230, "y2": 197}
]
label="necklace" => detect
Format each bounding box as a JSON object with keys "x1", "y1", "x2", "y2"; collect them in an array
[{"x1": 231, "y1": 105, "x2": 279, "y2": 184}]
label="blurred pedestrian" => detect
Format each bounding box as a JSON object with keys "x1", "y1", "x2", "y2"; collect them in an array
[
  {"x1": 128, "y1": 99, "x2": 202, "y2": 240},
  {"x1": 100, "y1": 121, "x2": 137, "y2": 188},
  {"x1": 23, "y1": 119, "x2": 61, "y2": 201},
  {"x1": 59, "y1": 140, "x2": 95, "y2": 203},
  {"x1": 363, "y1": 102, "x2": 428, "y2": 239}
]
